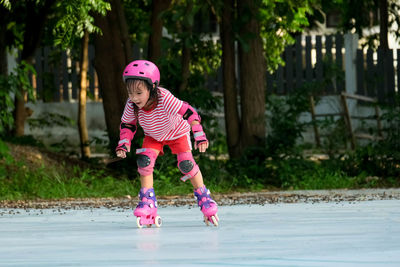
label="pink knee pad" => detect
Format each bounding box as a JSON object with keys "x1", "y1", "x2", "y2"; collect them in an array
[
  {"x1": 177, "y1": 152, "x2": 200, "y2": 182},
  {"x1": 136, "y1": 148, "x2": 157, "y2": 176}
]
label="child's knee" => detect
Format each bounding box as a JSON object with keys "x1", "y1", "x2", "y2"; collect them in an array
[
  {"x1": 177, "y1": 151, "x2": 199, "y2": 181},
  {"x1": 136, "y1": 148, "x2": 157, "y2": 176}
]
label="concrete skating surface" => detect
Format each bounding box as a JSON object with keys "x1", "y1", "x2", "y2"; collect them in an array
[{"x1": 1, "y1": 199, "x2": 400, "y2": 266}]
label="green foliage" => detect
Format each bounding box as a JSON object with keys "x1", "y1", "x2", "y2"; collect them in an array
[
  {"x1": 268, "y1": 157, "x2": 357, "y2": 190},
  {"x1": 152, "y1": 155, "x2": 193, "y2": 195},
  {"x1": 0, "y1": 61, "x2": 36, "y2": 135},
  {"x1": 2, "y1": 0, "x2": 399, "y2": 201},
  {"x1": 318, "y1": 116, "x2": 348, "y2": 157},
  {"x1": 320, "y1": 0, "x2": 400, "y2": 48},
  {"x1": 122, "y1": 0, "x2": 151, "y2": 44},
  {"x1": 210, "y1": 0, "x2": 316, "y2": 71},
  {"x1": 259, "y1": 0, "x2": 316, "y2": 71},
  {"x1": 4, "y1": 135, "x2": 44, "y2": 148},
  {"x1": 221, "y1": 74, "x2": 398, "y2": 190},
  {"x1": 158, "y1": 38, "x2": 220, "y2": 95},
  {"x1": 0, "y1": 140, "x2": 13, "y2": 179},
  {"x1": 0, "y1": 139, "x2": 13, "y2": 164},
  {"x1": 52, "y1": 0, "x2": 111, "y2": 47},
  {"x1": 28, "y1": 112, "x2": 75, "y2": 130},
  {"x1": 151, "y1": 0, "x2": 221, "y2": 95},
  {"x1": 266, "y1": 82, "x2": 320, "y2": 157},
  {"x1": 336, "y1": 95, "x2": 400, "y2": 179},
  {"x1": 380, "y1": 94, "x2": 400, "y2": 150},
  {"x1": 0, "y1": 165, "x2": 138, "y2": 200},
  {"x1": 0, "y1": 0, "x2": 11, "y2": 9},
  {"x1": 2, "y1": 132, "x2": 399, "y2": 201}
]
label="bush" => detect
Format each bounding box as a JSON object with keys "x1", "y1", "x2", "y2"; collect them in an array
[{"x1": 0, "y1": 61, "x2": 36, "y2": 136}]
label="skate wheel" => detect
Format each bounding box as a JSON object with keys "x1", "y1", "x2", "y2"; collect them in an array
[
  {"x1": 155, "y1": 216, "x2": 162, "y2": 228},
  {"x1": 211, "y1": 215, "x2": 219, "y2": 227},
  {"x1": 136, "y1": 217, "x2": 143, "y2": 229},
  {"x1": 204, "y1": 216, "x2": 210, "y2": 226}
]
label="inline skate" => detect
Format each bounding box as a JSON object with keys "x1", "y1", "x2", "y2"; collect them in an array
[
  {"x1": 134, "y1": 188, "x2": 162, "y2": 228},
  {"x1": 194, "y1": 185, "x2": 219, "y2": 226}
]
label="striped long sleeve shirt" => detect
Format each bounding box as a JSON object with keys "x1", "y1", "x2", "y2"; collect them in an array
[{"x1": 121, "y1": 87, "x2": 191, "y2": 141}]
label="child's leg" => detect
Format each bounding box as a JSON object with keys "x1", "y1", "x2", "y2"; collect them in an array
[
  {"x1": 134, "y1": 147, "x2": 162, "y2": 227},
  {"x1": 136, "y1": 148, "x2": 160, "y2": 188},
  {"x1": 189, "y1": 170, "x2": 204, "y2": 189},
  {"x1": 169, "y1": 135, "x2": 218, "y2": 225},
  {"x1": 140, "y1": 174, "x2": 154, "y2": 189},
  {"x1": 176, "y1": 150, "x2": 218, "y2": 225},
  {"x1": 135, "y1": 147, "x2": 159, "y2": 209}
]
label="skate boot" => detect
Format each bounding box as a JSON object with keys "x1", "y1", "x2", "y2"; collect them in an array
[
  {"x1": 134, "y1": 188, "x2": 162, "y2": 228},
  {"x1": 194, "y1": 185, "x2": 219, "y2": 226}
]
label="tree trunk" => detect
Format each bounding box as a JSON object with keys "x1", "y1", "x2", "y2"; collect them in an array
[
  {"x1": 0, "y1": 5, "x2": 8, "y2": 76},
  {"x1": 13, "y1": 0, "x2": 56, "y2": 136},
  {"x1": 179, "y1": 45, "x2": 191, "y2": 93},
  {"x1": 237, "y1": 0, "x2": 266, "y2": 150},
  {"x1": 78, "y1": 31, "x2": 91, "y2": 159},
  {"x1": 148, "y1": 0, "x2": 172, "y2": 62},
  {"x1": 379, "y1": 0, "x2": 389, "y2": 50},
  {"x1": 220, "y1": 0, "x2": 241, "y2": 158},
  {"x1": 93, "y1": 0, "x2": 132, "y2": 148},
  {"x1": 178, "y1": 1, "x2": 194, "y2": 93}
]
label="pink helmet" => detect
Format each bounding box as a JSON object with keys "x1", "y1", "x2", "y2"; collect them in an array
[{"x1": 122, "y1": 60, "x2": 160, "y2": 87}]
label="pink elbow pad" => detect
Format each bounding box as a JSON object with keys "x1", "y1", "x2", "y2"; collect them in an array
[{"x1": 178, "y1": 102, "x2": 201, "y2": 124}]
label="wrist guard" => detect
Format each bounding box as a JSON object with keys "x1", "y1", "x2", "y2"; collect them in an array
[
  {"x1": 116, "y1": 123, "x2": 137, "y2": 152},
  {"x1": 191, "y1": 123, "x2": 208, "y2": 146}
]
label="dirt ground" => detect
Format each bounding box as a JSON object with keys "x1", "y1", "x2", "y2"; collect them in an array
[{"x1": 1, "y1": 188, "x2": 400, "y2": 210}]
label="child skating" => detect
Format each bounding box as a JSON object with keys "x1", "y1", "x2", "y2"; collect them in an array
[{"x1": 116, "y1": 60, "x2": 219, "y2": 227}]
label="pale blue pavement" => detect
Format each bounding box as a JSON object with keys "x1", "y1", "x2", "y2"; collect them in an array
[{"x1": 1, "y1": 200, "x2": 400, "y2": 266}]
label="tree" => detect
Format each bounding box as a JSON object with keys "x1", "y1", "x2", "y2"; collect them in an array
[
  {"x1": 220, "y1": 0, "x2": 240, "y2": 157},
  {"x1": 379, "y1": 0, "x2": 389, "y2": 50},
  {"x1": 78, "y1": 30, "x2": 91, "y2": 158},
  {"x1": 237, "y1": 0, "x2": 266, "y2": 151},
  {"x1": 177, "y1": 0, "x2": 194, "y2": 93},
  {"x1": 216, "y1": 0, "x2": 314, "y2": 158},
  {"x1": 93, "y1": 0, "x2": 133, "y2": 149},
  {"x1": 321, "y1": 0, "x2": 400, "y2": 49},
  {"x1": 12, "y1": 0, "x2": 57, "y2": 137},
  {"x1": 0, "y1": 3, "x2": 9, "y2": 76},
  {"x1": 148, "y1": 0, "x2": 172, "y2": 62},
  {"x1": 161, "y1": 0, "x2": 198, "y2": 93},
  {"x1": 0, "y1": 0, "x2": 109, "y2": 143},
  {"x1": 53, "y1": 0, "x2": 110, "y2": 159}
]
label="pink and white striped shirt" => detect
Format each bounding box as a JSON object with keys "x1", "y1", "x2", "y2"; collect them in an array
[{"x1": 121, "y1": 87, "x2": 191, "y2": 142}]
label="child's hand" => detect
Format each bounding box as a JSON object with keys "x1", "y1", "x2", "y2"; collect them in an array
[
  {"x1": 116, "y1": 149, "x2": 127, "y2": 158},
  {"x1": 191, "y1": 123, "x2": 208, "y2": 152},
  {"x1": 195, "y1": 140, "x2": 209, "y2": 153},
  {"x1": 116, "y1": 139, "x2": 130, "y2": 156}
]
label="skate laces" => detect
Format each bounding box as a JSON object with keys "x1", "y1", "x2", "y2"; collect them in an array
[
  {"x1": 137, "y1": 188, "x2": 158, "y2": 209},
  {"x1": 194, "y1": 186, "x2": 216, "y2": 209}
]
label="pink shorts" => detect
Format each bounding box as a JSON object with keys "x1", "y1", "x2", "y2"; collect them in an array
[{"x1": 142, "y1": 133, "x2": 192, "y2": 155}]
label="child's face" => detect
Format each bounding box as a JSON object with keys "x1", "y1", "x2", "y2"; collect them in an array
[{"x1": 127, "y1": 82, "x2": 150, "y2": 109}]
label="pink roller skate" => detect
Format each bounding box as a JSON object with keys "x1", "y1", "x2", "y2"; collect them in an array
[
  {"x1": 134, "y1": 188, "x2": 162, "y2": 228},
  {"x1": 194, "y1": 185, "x2": 219, "y2": 226}
]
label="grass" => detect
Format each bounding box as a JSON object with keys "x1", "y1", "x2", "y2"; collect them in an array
[
  {"x1": 0, "y1": 161, "x2": 225, "y2": 201},
  {"x1": 0, "y1": 139, "x2": 399, "y2": 201},
  {"x1": 0, "y1": 145, "x2": 219, "y2": 200},
  {"x1": 0, "y1": 164, "x2": 139, "y2": 200}
]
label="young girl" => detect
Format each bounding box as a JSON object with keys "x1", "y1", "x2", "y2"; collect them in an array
[{"x1": 116, "y1": 60, "x2": 218, "y2": 227}]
